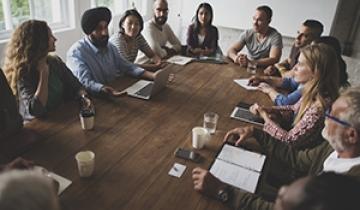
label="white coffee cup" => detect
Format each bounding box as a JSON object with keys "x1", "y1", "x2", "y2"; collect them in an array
[
  {"x1": 192, "y1": 127, "x2": 211, "y2": 149},
  {"x1": 79, "y1": 110, "x2": 95, "y2": 130},
  {"x1": 75, "y1": 151, "x2": 95, "y2": 178}
]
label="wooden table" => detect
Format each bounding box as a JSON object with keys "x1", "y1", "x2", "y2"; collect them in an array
[{"x1": 2, "y1": 62, "x2": 271, "y2": 210}]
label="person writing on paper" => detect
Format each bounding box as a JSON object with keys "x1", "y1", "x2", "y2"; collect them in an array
[
  {"x1": 186, "y1": 3, "x2": 219, "y2": 57},
  {"x1": 3, "y1": 20, "x2": 91, "y2": 121},
  {"x1": 264, "y1": 20, "x2": 323, "y2": 76},
  {"x1": 109, "y1": 9, "x2": 165, "y2": 72},
  {"x1": 136, "y1": 0, "x2": 181, "y2": 64},
  {"x1": 247, "y1": 44, "x2": 340, "y2": 148},
  {"x1": 192, "y1": 87, "x2": 360, "y2": 210},
  {"x1": 67, "y1": 7, "x2": 156, "y2": 97},
  {"x1": 227, "y1": 5, "x2": 282, "y2": 68},
  {"x1": 249, "y1": 36, "x2": 350, "y2": 106}
]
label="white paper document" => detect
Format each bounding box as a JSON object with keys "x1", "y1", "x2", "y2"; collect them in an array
[
  {"x1": 50, "y1": 172, "x2": 72, "y2": 195},
  {"x1": 168, "y1": 162, "x2": 186, "y2": 178},
  {"x1": 210, "y1": 144, "x2": 266, "y2": 193},
  {"x1": 234, "y1": 79, "x2": 258, "y2": 90},
  {"x1": 167, "y1": 55, "x2": 194, "y2": 65}
]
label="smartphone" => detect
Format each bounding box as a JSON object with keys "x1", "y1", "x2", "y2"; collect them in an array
[{"x1": 174, "y1": 148, "x2": 202, "y2": 163}]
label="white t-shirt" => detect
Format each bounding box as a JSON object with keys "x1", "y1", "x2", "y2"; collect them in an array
[{"x1": 323, "y1": 151, "x2": 360, "y2": 173}]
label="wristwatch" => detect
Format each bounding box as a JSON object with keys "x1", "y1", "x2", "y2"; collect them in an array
[{"x1": 217, "y1": 187, "x2": 232, "y2": 203}]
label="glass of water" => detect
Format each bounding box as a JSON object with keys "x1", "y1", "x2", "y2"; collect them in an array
[
  {"x1": 203, "y1": 112, "x2": 219, "y2": 134},
  {"x1": 247, "y1": 61, "x2": 257, "y2": 74}
]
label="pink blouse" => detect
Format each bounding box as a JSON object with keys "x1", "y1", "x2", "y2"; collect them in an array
[{"x1": 263, "y1": 98, "x2": 327, "y2": 147}]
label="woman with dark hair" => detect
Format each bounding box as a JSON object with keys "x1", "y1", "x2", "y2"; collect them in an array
[
  {"x1": 3, "y1": 20, "x2": 90, "y2": 121},
  {"x1": 313, "y1": 36, "x2": 350, "y2": 88},
  {"x1": 110, "y1": 9, "x2": 163, "y2": 71},
  {"x1": 186, "y1": 3, "x2": 219, "y2": 57}
]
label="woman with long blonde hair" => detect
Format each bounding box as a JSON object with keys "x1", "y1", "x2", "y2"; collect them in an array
[
  {"x1": 3, "y1": 20, "x2": 90, "y2": 121},
  {"x1": 249, "y1": 43, "x2": 339, "y2": 148}
]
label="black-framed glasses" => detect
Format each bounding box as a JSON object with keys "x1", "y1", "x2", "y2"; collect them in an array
[{"x1": 325, "y1": 109, "x2": 352, "y2": 127}]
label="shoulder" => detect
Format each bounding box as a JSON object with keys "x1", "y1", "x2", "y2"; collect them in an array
[
  {"x1": 268, "y1": 27, "x2": 282, "y2": 38},
  {"x1": 67, "y1": 38, "x2": 88, "y2": 55}
]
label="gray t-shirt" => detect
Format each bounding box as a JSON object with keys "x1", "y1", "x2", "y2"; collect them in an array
[{"x1": 239, "y1": 27, "x2": 283, "y2": 60}]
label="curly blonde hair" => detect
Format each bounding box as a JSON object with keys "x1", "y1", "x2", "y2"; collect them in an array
[{"x1": 3, "y1": 20, "x2": 50, "y2": 97}]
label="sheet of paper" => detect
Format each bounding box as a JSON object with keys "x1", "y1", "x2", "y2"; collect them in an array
[
  {"x1": 234, "y1": 79, "x2": 258, "y2": 90},
  {"x1": 49, "y1": 172, "x2": 72, "y2": 195},
  {"x1": 167, "y1": 55, "x2": 194, "y2": 65},
  {"x1": 210, "y1": 159, "x2": 260, "y2": 193},
  {"x1": 168, "y1": 162, "x2": 186, "y2": 178},
  {"x1": 217, "y1": 144, "x2": 266, "y2": 172}
]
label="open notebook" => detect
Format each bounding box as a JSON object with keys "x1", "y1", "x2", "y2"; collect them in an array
[{"x1": 209, "y1": 144, "x2": 266, "y2": 193}]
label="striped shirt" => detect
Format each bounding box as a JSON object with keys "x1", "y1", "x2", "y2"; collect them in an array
[{"x1": 109, "y1": 33, "x2": 152, "y2": 63}]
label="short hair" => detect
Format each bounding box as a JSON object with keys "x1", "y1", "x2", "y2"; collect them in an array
[
  {"x1": 295, "y1": 172, "x2": 360, "y2": 210},
  {"x1": 118, "y1": 9, "x2": 144, "y2": 36},
  {"x1": 0, "y1": 170, "x2": 59, "y2": 210},
  {"x1": 256, "y1": 5, "x2": 272, "y2": 20},
  {"x1": 303, "y1": 19, "x2": 324, "y2": 39},
  {"x1": 339, "y1": 87, "x2": 360, "y2": 131}
]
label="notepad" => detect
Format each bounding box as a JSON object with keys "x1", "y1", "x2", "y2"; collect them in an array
[
  {"x1": 209, "y1": 144, "x2": 266, "y2": 193},
  {"x1": 167, "y1": 55, "x2": 194, "y2": 65},
  {"x1": 234, "y1": 79, "x2": 258, "y2": 90}
]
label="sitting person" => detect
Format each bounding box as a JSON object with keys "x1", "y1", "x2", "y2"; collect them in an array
[
  {"x1": 0, "y1": 169, "x2": 60, "y2": 210},
  {"x1": 250, "y1": 36, "x2": 349, "y2": 106},
  {"x1": 193, "y1": 171, "x2": 360, "y2": 210},
  {"x1": 250, "y1": 44, "x2": 339, "y2": 147},
  {"x1": 264, "y1": 20, "x2": 323, "y2": 76},
  {"x1": 2, "y1": 20, "x2": 90, "y2": 121},
  {"x1": 227, "y1": 5, "x2": 282, "y2": 67},
  {"x1": 0, "y1": 69, "x2": 23, "y2": 138},
  {"x1": 109, "y1": 9, "x2": 165, "y2": 72},
  {"x1": 313, "y1": 36, "x2": 350, "y2": 88},
  {"x1": 136, "y1": 0, "x2": 181, "y2": 64},
  {"x1": 186, "y1": 3, "x2": 219, "y2": 57},
  {"x1": 67, "y1": 7, "x2": 156, "y2": 96},
  {"x1": 192, "y1": 86, "x2": 360, "y2": 210}
]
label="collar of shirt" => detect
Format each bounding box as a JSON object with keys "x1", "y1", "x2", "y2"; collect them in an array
[
  {"x1": 84, "y1": 36, "x2": 108, "y2": 55},
  {"x1": 323, "y1": 151, "x2": 360, "y2": 173}
]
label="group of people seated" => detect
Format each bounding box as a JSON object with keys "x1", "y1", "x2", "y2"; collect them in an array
[{"x1": 1, "y1": 0, "x2": 360, "y2": 210}]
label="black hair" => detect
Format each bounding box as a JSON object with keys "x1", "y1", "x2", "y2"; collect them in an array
[
  {"x1": 256, "y1": 5, "x2": 272, "y2": 21},
  {"x1": 314, "y1": 36, "x2": 350, "y2": 87},
  {"x1": 193, "y1": 3, "x2": 213, "y2": 34},
  {"x1": 118, "y1": 9, "x2": 144, "y2": 36},
  {"x1": 293, "y1": 172, "x2": 360, "y2": 210},
  {"x1": 303, "y1": 19, "x2": 324, "y2": 39}
]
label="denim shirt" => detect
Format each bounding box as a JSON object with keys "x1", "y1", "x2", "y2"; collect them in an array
[
  {"x1": 274, "y1": 77, "x2": 302, "y2": 106},
  {"x1": 66, "y1": 37, "x2": 144, "y2": 93}
]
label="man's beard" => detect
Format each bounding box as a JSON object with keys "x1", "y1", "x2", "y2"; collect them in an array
[
  {"x1": 155, "y1": 15, "x2": 167, "y2": 25},
  {"x1": 90, "y1": 35, "x2": 109, "y2": 48},
  {"x1": 322, "y1": 126, "x2": 346, "y2": 152}
]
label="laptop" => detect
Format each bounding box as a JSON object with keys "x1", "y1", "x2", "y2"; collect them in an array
[{"x1": 125, "y1": 67, "x2": 172, "y2": 100}]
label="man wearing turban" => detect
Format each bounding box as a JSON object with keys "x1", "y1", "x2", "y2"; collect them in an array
[{"x1": 66, "y1": 7, "x2": 156, "y2": 96}]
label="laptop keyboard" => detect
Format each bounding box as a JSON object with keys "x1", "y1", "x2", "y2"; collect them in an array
[{"x1": 136, "y1": 83, "x2": 153, "y2": 96}]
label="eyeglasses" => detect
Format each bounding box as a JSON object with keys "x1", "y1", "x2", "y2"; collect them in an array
[{"x1": 325, "y1": 109, "x2": 352, "y2": 127}]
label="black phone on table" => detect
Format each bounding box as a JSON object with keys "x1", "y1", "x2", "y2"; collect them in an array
[{"x1": 174, "y1": 148, "x2": 202, "y2": 163}]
